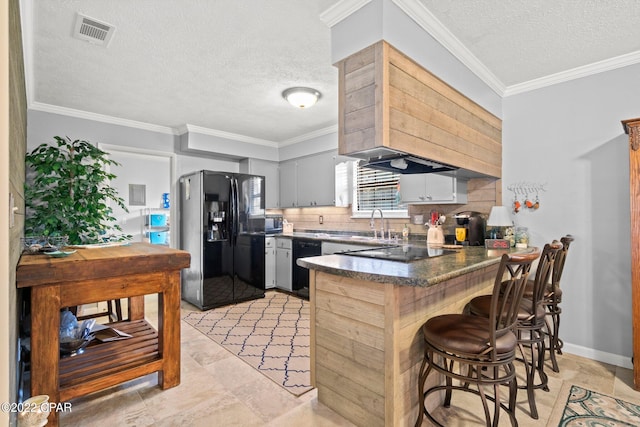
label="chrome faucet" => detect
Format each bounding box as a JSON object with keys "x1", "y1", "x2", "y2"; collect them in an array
[{"x1": 370, "y1": 208, "x2": 385, "y2": 239}]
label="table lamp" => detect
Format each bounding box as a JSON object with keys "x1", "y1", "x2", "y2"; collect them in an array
[{"x1": 485, "y1": 206, "x2": 513, "y2": 248}]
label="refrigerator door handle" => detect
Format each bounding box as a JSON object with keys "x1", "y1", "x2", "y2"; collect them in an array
[
  {"x1": 228, "y1": 178, "x2": 235, "y2": 247},
  {"x1": 230, "y1": 177, "x2": 239, "y2": 246},
  {"x1": 233, "y1": 177, "x2": 240, "y2": 246}
]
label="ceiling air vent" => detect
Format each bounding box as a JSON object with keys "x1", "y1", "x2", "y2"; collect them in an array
[{"x1": 73, "y1": 13, "x2": 116, "y2": 47}]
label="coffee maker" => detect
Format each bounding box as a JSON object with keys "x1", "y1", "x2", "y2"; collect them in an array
[{"x1": 453, "y1": 211, "x2": 486, "y2": 246}]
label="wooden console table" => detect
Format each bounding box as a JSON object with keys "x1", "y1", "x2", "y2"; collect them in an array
[{"x1": 16, "y1": 243, "x2": 190, "y2": 427}]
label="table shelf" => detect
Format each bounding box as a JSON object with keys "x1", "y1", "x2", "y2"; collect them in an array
[{"x1": 59, "y1": 320, "x2": 159, "y2": 397}]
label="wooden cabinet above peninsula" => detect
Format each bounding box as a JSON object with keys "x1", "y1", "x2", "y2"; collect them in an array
[{"x1": 336, "y1": 40, "x2": 502, "y2": 179}]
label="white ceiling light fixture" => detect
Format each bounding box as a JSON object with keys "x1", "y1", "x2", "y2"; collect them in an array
[{"x1": 282, "y1": 87, "x2": 321, "y2": 109}]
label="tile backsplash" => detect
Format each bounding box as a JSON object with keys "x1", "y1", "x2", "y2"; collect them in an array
[{"x1": 272, "y1": 178, "x2": 500, "y2": 239}]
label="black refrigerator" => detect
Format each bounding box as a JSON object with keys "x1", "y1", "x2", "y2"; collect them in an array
[{"x1": 180, "y1": 170, "x2": 265, "y2": 310}]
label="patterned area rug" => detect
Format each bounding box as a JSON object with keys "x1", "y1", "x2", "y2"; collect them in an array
[
  {"x1": 183, "y1": 291, "x2": 312, "y2": 396},
  {"x1": 559, "y1": 385, "x2": 640, "y2": 426}
]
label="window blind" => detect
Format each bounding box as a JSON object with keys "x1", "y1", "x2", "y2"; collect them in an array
[{"x1": 355, "y1": 166, "x2": 402, "y2": 211}]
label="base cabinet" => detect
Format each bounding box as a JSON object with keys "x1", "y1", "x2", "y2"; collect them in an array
[
  {"x1": 265, "y1": 237, "x2": 276, "y2": 289},
  {"x1": 275, "y1": 238, "x2": 292, "y2": 291}
]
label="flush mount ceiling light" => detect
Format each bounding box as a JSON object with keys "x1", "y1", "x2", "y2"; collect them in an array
[{"x1": 282, "y1": 87, "x2": 321, "y2": 109}]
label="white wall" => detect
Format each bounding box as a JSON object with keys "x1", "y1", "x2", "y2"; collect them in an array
[
  {"x1": 503, "y1": 62, "x2": 640, "y2": 367},
  {"x1": 104, "y1": 149, "x2": 172, "y2": 243}
]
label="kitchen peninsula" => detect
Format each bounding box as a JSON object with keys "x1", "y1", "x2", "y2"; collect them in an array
[{"x1": 298, "y1": 245, "x2": 534, "y2": 427}]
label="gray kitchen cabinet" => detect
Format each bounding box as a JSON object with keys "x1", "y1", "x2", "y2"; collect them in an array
[
  {"x1": 275, "y1": 238, "x2": 292, "y2": 291},
  {"x1": 239, "y1": 158, "x2": 279, "y2": 209},
  {"x1": 279, "y1": 150, "x2": 344, "y2": 208},
  {"x1": 279, "y1": 160, "x2": 298, "y2": 208},
  {"x1": 399, "y1": 172, "x2": 468, "y2": 204},
  {"x1": 296, "y1": 151, "x2": 336, "y2": 207},
  {"x1": 265, "y1": 237, "x2": 276, "y2": 289}
]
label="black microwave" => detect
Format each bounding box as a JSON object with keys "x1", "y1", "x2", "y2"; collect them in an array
[{"x1": 265, "y1": 215, "x2": 283, "y2": 234}]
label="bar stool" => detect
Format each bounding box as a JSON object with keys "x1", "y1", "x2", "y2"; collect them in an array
[
  {"x1": 415, "y1": 249, "x2": 540, "y2": 427},
  {"x1": 466, "y1": 241, "x2": 562, "y2": 420},
  {"x1": 499, "y1": 235, "x2": 573, "y2": 372},
  {"x1": 543, "y1": 235, "x2": 574, "y2": 372}
]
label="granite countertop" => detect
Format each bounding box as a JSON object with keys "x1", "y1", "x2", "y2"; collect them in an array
[
  {"x1": 297, "y1": 246, "x2": 537, "y2": 288},
  {"x1": 271, "y1": 231, "x2": 413, "y2": 247}
]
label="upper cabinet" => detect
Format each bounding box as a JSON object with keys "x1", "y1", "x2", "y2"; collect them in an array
[
  {"x1": 399, "y1": 172, "x2": 467, "y2": 205},
  {"x1": 278, "y1": 150, "x2": 350, "y2": 208},
  {"x1": 296, "y1": 152, "x2": 336, "y2": 207},
  {"x1": 336, "y1": 41, "x2": 502, "y2": 179},
  {"x1": 239, "y1": 158, "x2": 279, "y2": 209},
  {"x1": 279, "y1": 159, "x2": 298, "y2": 208}
]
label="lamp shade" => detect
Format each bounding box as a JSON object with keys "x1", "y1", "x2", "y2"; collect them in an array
[
  {"x1": 487, "y1": 206, "x2": 512, "y2": 226},
  {"x1": 282, "y1": 87, "x2": 321, "y2": 109}
]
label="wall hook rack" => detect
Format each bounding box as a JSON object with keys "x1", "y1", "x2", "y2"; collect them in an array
[{"x1": 507, "y1": 182, "x2": 547, "y2": 213}]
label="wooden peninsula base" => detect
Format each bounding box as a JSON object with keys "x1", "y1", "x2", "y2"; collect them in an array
[{"x1": 308, "y1": 262, "x2": 500, "y2": 427}]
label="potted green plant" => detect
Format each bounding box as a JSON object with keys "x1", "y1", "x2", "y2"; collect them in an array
[{"x1": 25, "y1": 136, "x2": 130, "y2": 245}]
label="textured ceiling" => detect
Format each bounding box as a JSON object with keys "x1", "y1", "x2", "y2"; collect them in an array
[
  {"x1": 26, "y1": 0, "x2": 640, "y2": 144},
  {"x1": 418, "y1": 0, "x2": 640, "y2": 86}
]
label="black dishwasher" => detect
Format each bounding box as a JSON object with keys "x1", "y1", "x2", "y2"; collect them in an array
[{"x1": 292, "y1": 239, "x2": 322, "y2": 300}]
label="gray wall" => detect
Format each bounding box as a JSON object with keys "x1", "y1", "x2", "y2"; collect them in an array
[
  {"x1": 503, "y1": 63, "x2": 640, "y2": 365},
  {"x1": 332, "y1": 0, "x2": 638, "y2": 368},
  {"x1": 331, "y1": 0, "x2": 503, "y2": 117}
]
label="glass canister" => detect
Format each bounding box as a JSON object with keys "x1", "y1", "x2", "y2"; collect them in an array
[
  {"x1": 504, "y1": 226, "x2": 516, "y2": 247},
  {"x1": 515, "y1": 226, "x2": 529, "y2": 248}
]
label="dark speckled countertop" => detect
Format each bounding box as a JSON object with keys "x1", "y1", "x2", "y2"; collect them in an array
[{"x1": 297, "y1": 245, "x2": 537, "y2": 288}]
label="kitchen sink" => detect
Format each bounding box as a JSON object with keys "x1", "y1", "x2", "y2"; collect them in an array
[{"x1": 342, "y1": 245, "x2": 455, "y2": 262}]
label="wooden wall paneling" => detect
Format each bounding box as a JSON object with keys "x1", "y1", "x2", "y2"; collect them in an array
[
  {"x1": 310, "y1": 271, "x2": 316, "y2": 386},
  {"x1": 623, "y1": 117, "x2": 640, "y2": 390},
  {"x1": 387, "y1": 46, "x2": 502, "y2": 133},
  {"x1": 8, "y1": 0, "x2": 28, "y2": 413},
  {"x1": 376, "y1": 40, "x2": 389, "y2": 150},
  {"x1": 387, "y1": 66, "x2": 501, "y2": 150},
  {"x1": 336, "y1": 40, "x2": 502, "y2": 178},
  {"x1": 338, "y1": 43, "x2": 378, "y2": 155},
  {"x1": 314, "y1": 272, "x2": 386, "y2": 427}
]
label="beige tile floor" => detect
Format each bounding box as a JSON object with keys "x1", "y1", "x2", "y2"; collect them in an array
[{"x1": 58, "y1": 296, "x2": 640, "y2": 426}]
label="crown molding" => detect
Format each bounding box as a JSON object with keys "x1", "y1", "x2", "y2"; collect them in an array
[
  {"x1": 182, "y1": 124, "x2": 279, "y2": 147},
  {"x1": 504, "y1": 49, "x2": 640, "y2": 97},
  {"x1": 391, "y1": 0, "x2": 506, "y2": 96},
  {"x1": 29, "y1": 102, "x2": 337, "y2": 147},
  {"x1": 279, "y1": 124, "x2": 338, "y2": 146},
  {"x1": 320, "y1": 0, "x2": 372, "y2": 27},
  {"x1": 29, "y1": 102, "x2": 178, "y2": 134}
]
